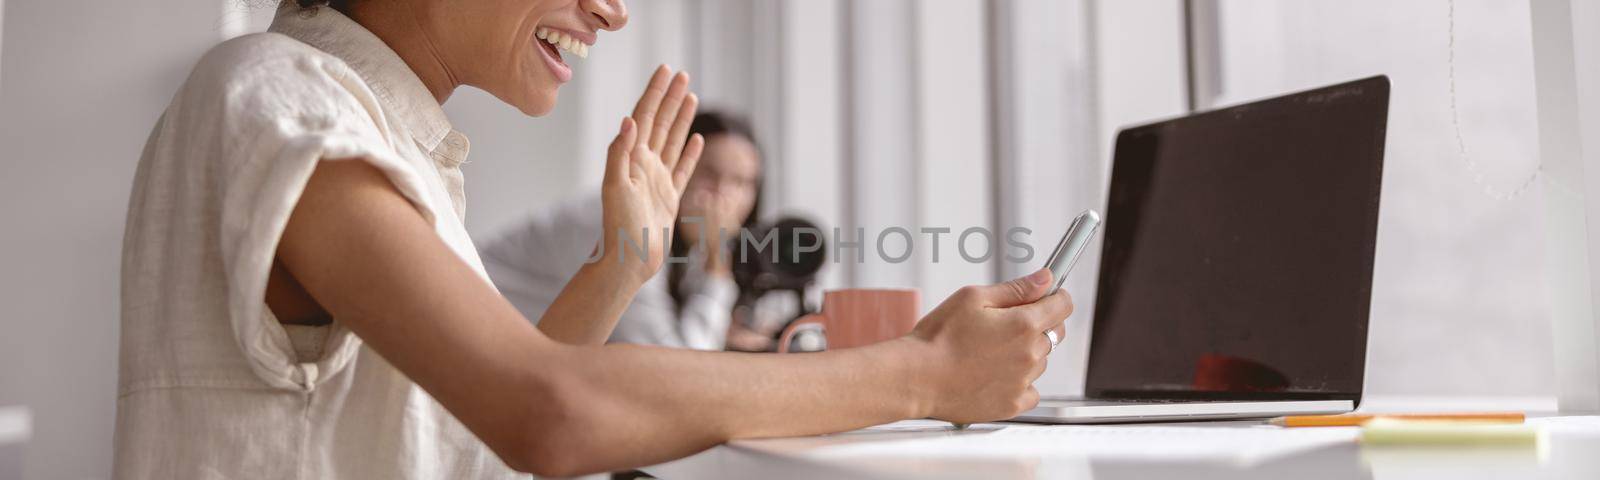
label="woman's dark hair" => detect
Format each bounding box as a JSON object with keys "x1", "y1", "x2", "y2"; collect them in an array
[{"x1": 667, "y1": 111, "x2": 765, "y2": 315}]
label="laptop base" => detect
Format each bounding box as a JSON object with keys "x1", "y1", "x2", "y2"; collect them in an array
[{"x1": 1011, "y1": 397, "x2": 1354, "y2": 425}]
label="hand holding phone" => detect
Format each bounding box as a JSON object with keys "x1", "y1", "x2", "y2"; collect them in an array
[
  {"x1": 1042, "y1": 210, "x2": 1102, "y2": 295},
  {"x1": 948, "y1": 209, "x2": 1100, "y2": 430}
]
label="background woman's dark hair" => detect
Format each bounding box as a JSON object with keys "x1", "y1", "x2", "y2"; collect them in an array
[{"x1": 667, "y1": 111, "x2": 764, "y2": 314}]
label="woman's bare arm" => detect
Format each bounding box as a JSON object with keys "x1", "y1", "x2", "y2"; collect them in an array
[{"x1": 276, "y1": 160, "x2": 1072, "y2": 477}]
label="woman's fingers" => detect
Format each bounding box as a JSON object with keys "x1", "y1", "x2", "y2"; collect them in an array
[
  {"x1": 661, "y1": 93, "x2": 699, "y2": 170},
  {"x1": 1028, "y1": 343, "x2": 1050, "y2": 379},
  {"x1": 673, "y1": 134, "x2": 706, "y2": 193},
  {"x1": 650, "y1": 72, "x2": 692, "y2": 153},
  {"x1": 619, "y1": 66, "x2": 700, "y2": 191},
  {"x1": 605, "y1": 117, "x2": 638, "y2": 184},
  {"x1": 630, "y1": 65, "x2": 674, "y2": 148},
  {"x1": 970, "y1": 269, "x2": 1052, "y2": 309},
  {"x1": 1016, "y1": 289, "x2": 1074, "y2": 333}
]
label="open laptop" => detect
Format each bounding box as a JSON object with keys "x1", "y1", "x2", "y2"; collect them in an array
[{"x1": 1015, "y1": 75, "x2": 1390, "y2": 424}]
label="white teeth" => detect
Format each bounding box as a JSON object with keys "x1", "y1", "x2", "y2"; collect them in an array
[{"x1": 536, "y1": 27, "x2": 591, "y2": 60}]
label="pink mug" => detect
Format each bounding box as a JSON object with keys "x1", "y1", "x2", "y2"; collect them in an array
[{"x1": 778, "y1": 289, "x2": 921, "y2": 353}]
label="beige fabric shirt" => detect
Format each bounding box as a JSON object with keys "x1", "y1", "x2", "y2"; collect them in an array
[{"x1": 116, "y1": 5, "x2": 526, "y2": 479}]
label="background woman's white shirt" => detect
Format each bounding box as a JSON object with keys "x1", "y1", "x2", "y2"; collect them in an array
[
  {"x1": 116, "y1": 5, "x2": 525, "y2": 479},
  {"x1": 480, "y1": 194, "x2": 739, "y2": 350}
]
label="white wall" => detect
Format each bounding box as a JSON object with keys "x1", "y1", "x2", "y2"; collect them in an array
[
  {"x1": 1536, "y1": 0, "x2": 1600, "y2": 411},
  {"x1": 1092, "y1": 0, "x2": 1190, "y2": 162},
  {"x1": 843, "y1": 0, "x2": 921, "y2": 293},
  {"x1": 990, "y1": 0, "x2": 1189, "y2": 395},
  {"x1": 1210, "y1": 0, "x2": 1552, "y2": 396},
  {"x1": 0, "y1": 2, "x2": 226, "y2": 479},
  {"x1": 912, "y1": 0, "x2": 995, "y2": 308},
  {"x1": 450, "y1": 87, "x2": 587, "y2": 239},
  {"x1": 689, "y1": 0, "x2": 997, "y2": 306},
  {"x1": 772, "y1": 0, "x2": 847, "y2": 292}
]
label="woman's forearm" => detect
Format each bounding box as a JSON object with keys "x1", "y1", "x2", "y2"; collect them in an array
[
  {"x1": 524, "y1": 338, "x2": 935, "y2": 474},
  {"x1": 282, "y1": 160, "x2": 1064, "y2": 478},
  {"x1": 536, "y1": 260, "x2": 644, "y2": 344}
]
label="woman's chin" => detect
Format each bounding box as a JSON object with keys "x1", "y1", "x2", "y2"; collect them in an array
[
  {"x1": 513, "y1": 93, "x2": 558, "y2": 117},
  {"x1": 489, "y1": 82, "x2": 559, "y2": 117}
]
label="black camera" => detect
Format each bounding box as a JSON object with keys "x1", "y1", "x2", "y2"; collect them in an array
[
  {"x1": 731, "y1": 217, "x2": 827, "y2": 298},
  {"x1": 730, "y1": 217, "x2": 827, "y2": 350}
]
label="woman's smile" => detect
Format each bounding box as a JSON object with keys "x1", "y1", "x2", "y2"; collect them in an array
[{"x1": 534, "y1": 26, "x2": 594, "y2": 83}]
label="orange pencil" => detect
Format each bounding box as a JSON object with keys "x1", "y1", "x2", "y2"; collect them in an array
[{"x1": 1268, "y1": 412, "x2": 1525, "y2": 427}]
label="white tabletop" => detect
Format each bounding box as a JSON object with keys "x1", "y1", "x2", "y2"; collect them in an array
[{"x1": 639, "y1": 397, "x2": 1600, "y2": 480}]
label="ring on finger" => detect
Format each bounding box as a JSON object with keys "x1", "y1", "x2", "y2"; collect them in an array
[{"x1": 1044, "y1": 329, "x2": 1060, "y2": 354}]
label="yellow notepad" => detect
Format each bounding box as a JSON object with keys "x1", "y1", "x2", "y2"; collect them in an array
[{"x1": 1359, "y1": 418, "x2": 1545, "y2": 446}]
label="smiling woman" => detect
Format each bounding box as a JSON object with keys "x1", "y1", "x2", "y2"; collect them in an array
[{"x1": 113, "y1": 0, "x2": 1075, "y2": 478}]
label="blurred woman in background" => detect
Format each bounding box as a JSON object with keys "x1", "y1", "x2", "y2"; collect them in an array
[{"x1": 482, "y1": 111, "x2": 777, "y2": 351}]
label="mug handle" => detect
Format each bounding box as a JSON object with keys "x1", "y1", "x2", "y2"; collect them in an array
[{"x1": 777, "y1": 314, "x2": 826, "y2": 353}]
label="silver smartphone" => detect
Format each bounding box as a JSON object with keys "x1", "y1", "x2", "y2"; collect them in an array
[{"x1": 1042, "y1": 210, "x2": 1102, "y2": 294}]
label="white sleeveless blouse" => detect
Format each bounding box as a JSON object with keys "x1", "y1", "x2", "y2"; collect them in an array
[{"x1": 115, "y1": 5, "x2": 527, "y2": 479}]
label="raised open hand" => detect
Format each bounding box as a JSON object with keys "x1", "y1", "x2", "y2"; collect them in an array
[{"x1": 599, "y1": 65, "x2": 706, "y2": 282}]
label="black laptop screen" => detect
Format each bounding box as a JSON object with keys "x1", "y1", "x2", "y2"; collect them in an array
[{"x1": 1084, "y1": 76, "x2": 1388, "y2": 402}]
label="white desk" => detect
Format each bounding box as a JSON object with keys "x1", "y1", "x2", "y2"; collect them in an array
[{"x1": 640, "y1": 397, "x2": 1600, "y2": 479}]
